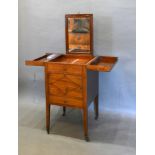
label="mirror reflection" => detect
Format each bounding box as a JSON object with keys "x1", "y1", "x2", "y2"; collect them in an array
[{"x1": 68, "y1": 17, "x2": 90, "y2": 53}]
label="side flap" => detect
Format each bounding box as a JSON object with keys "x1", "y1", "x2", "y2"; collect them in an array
[
  {"x1": 87, "y1": 56, "x2": 118, "y2": 72},
  {"x1": 25, "y1": 53, "x2": 62, "y2": 66}
]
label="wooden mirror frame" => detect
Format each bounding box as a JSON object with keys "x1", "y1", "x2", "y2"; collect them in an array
[{"x1": 65, "y1": 14, "x2": 93, "y2": 55}]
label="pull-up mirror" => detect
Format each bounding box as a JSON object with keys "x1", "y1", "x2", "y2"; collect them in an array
[{"x1": 65, "y1": 14, "x2": 93, "y2": 54}]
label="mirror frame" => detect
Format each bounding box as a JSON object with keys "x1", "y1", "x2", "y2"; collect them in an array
[{"x1": 65, "y1": 14, "x2": 93, "y2": 55}]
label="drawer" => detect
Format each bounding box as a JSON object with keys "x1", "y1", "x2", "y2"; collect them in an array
[
  {"x1": 47, "y1": 64, "x2": 83, "y2": 75},
  {"x1": 47, "y1": 64, "x2": 64, "y2": 73},
  {"x1": 65, "y1": 65, "x2": 83, "y2": 75},
  {"x1": 49, "y1": 95, "x2": 83, "y2": 108}
]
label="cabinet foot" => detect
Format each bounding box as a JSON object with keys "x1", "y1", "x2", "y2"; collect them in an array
[
  {"x1": 47, "y1": 129, "x2": 50, "y2": 134},
  {"x1": 85, "y1": 135, "x2": 90, "y2": 142},
  {"x1": 94, "y1": 95, "x2": 99, "y2": 120},
  {"x1": 95, "y1": 115, "x2": 98, "y2": 120},
  {"x1": 62, "y1": 106, "x2": 66, "y2": 116},
  {"x1": 46, "y1": 104, "x2": 50, "y2": 134}
]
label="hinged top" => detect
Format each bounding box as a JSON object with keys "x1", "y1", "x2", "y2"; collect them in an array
[{"x1": 65, "y1": 14, "x2": 93, "y2": 55}]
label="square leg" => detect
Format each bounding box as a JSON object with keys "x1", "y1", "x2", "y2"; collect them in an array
[
  {"x1": 62, "y1": 106, "x2": 66, "y2": 116},
  {"x1": 46, "y1": 104, "x2": 50, "y2": 134},
  {"x1": 94, "y1": 95, "x2": 99, "y2": 120},
  {"x1": 83, "y1": 108, "x2": 89, "y2": 141}
]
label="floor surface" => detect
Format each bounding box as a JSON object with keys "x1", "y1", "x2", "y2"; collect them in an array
[{"x1": 19, "y1": 81, "x2": 136, "y2": 155}]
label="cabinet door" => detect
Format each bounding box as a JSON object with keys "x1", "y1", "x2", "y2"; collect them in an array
[{"x1": 87, "y1": 56, "x2": 118, "y2": 72}]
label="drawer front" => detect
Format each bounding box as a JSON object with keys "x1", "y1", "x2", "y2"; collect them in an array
[
  {"x1": 47, "y1": 64, "x2": 64, "y2": 73},
  {"x1": 49, "y1": 95, "x2": 83, "y2": 107},
  {"x1": 65, "y1": 65, "x2": 83, "y2": 75},
  {"x1": 47, "y1": 64, "x2": 83, "y2": 75},
  {"x1": 48, "y1": 74, "x2": 83, "y2": 99}
]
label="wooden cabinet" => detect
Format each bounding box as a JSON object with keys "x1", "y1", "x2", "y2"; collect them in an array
[
  {"x1": 26, "y1": 54, "x2": 117, "y2": 141},
  {"x1": 25, "y1": 14, "x2": 118, "y2": 141}
]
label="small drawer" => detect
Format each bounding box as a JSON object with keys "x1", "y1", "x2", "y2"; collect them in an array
[
  {"x1": 47, "y1": 64, "x2": 64, "y2": 73},
  {"x1": 49, "y1": 95, "x2": 83, "y2": 108},
  {"x1": 47, "y1": 64, "x2": 83, "y2": 75},
  {"x1": 49, "y1": 95, "x2": 64, "y2": 104},
  {"x1": 65, "y1": 65, "x2": 83, "y2": 75}
]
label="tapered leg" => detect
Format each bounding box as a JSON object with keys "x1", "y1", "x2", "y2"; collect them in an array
[
  {"x1": 83, "y1": 108, "x2": 89, "y2": 141},
  {"x1": 62, "y1": 106, "x2": 66, "y2": 116},
  {"x1": 46, "y1": 104, "x2": 50, "y2": 134},
  {"x1": 94, "y1": 95, "x2": 99, "y2": 120}
]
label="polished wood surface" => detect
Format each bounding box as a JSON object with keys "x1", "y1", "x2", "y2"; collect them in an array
[
  {"x1": 87, "y1": 56, "x2": 118, "y2": 72},
  {"x1": 25, "y1": 53, "x2": 117, "y2": 140},
  {"x1": 45, "y1": 63, "x2": 86, "y2": 108},
  {"x1": 25, "y1": 53, "x2": 62, "y2": 66},
  {"x1": 26, "y1": 54, "x2": 117, "y2": 72},
  {"x1": 25, "y1": 14, "x2": 118, "y2": 141},
  {"x1": 26, "y1": 53, "x2": 117, "y2": 140}
]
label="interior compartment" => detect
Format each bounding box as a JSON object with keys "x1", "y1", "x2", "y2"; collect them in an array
[
  {"x1": 87, "y1": 56, "x2": 118, "y2": 72},
  {"x1": 50, "y1": 54, "x2": 94, "y2": 65},
  {"x1": 25, "y1": 53, "x2": 118, "y2": 72}
]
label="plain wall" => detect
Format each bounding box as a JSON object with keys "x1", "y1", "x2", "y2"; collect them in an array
[{"x1": 19, "y1": 0, "x2": 136, "y2": 114}]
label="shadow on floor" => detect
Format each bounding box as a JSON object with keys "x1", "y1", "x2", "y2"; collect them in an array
[
  {"x1": 50, "y1": 107, "x2": 136, "y2": 148},
  {"x1": 19, "y1": 102, "x2": 136, "y2": 149}
]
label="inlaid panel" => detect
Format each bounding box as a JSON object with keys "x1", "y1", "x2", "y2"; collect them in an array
[{"x1": 48, "y1": 73, "x2": 83, "y2": 101}]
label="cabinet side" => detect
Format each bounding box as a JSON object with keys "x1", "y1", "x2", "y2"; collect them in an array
[{"x1": 87, "y1": 70, "x2": 99, "y2": 106}]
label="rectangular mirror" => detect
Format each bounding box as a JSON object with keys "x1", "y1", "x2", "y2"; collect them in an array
[{"x1": 65, "y1": 14, "x2": 93, "y2": 55}]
